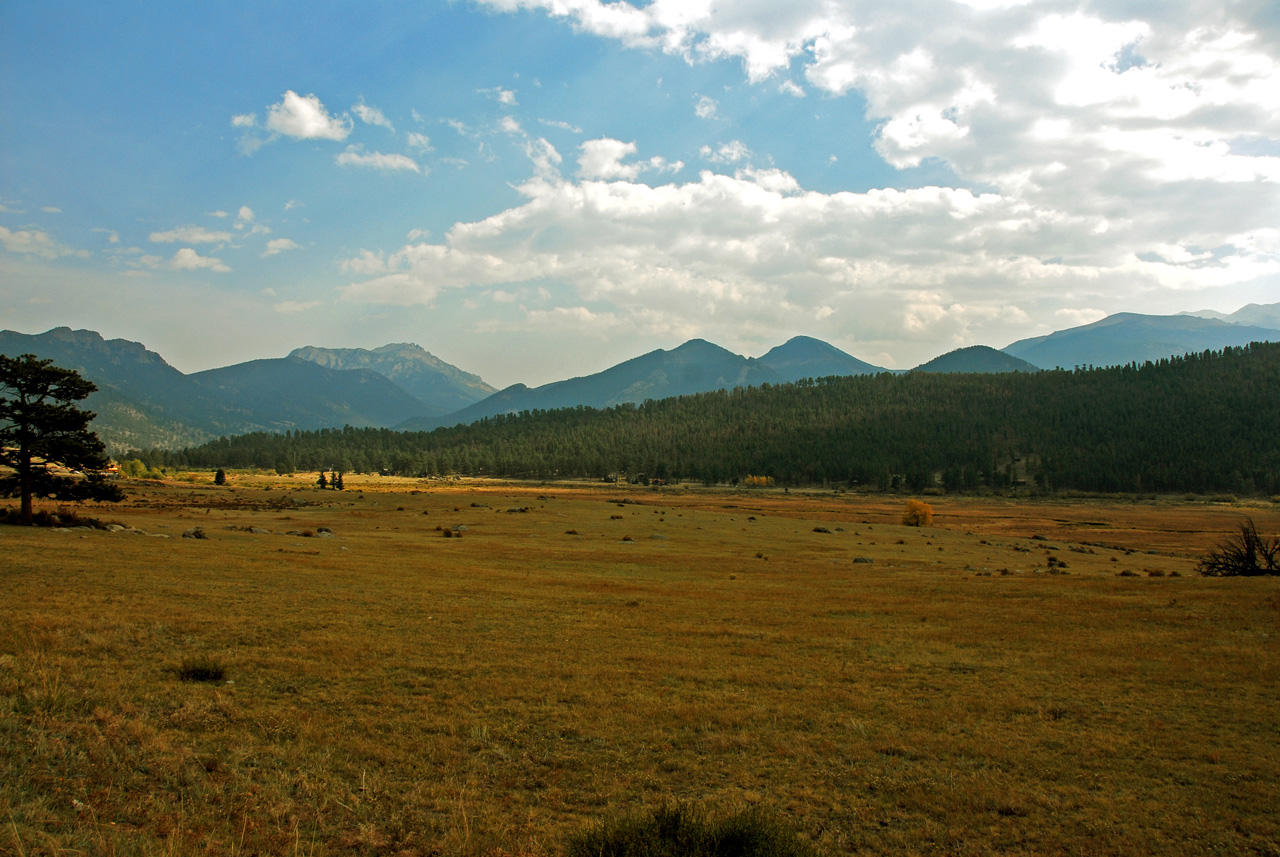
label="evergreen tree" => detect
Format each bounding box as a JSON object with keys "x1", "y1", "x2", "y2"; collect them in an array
[{"x1": 0, "y1": 354, "x2": 124, "y2": 521}]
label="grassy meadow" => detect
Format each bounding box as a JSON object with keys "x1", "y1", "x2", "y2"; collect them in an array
[{"x1": 3, "y1": 475, "x2": 1278, "y2": 855}]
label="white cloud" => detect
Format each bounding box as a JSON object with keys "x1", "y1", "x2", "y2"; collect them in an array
[
  {"x1": 149, "y1": 226, "x2": 233, "y2": 244},
  {"x1": 481, "y1": 87, "x2": 519, "y2": 105},
  {"x1": 208, "y1": 210, "x2": 229, "y2": 218},
  {"x1": 341, "y1": 249, "x2": 389, "y2": 275},
  {"x1": 91, "y1": 227, "x2": 120, "y2": 244},
  {"x1": 540, "y1": 118, "x2": 584, "y2": 133},
  {"x1": 238, "y1": 206, "x2": 255, "y2": 222},
  {"x1": 406, "y1": 132, "x2": 434, "y2": 151},
  {"x1": 0, "y1": 226, "x2": 86, "y2": 259},
  {"x1": 694, "y1": 94, "x2": 719, "y2": 119},
  {"x1": 339, "y1": 133, "x2": 1280, "y2": 363},
  {"x1": 577, "y1": 139, "x2": 639, "y2": 180},
  {"x1": 262, "y1": 238, "x2": 301, "y2": 257},
  {"x1": 578, "y1": 138, "x2": 682, "y2": 180},
  {"x1": 335, "y1": 146, "x2": 422, "y2": 172},
  {"x1": 231, "y1": 113, "x2": 256, "y2": 128},
  {"x1": 170, "y1": 247, "x2": 230, "y2": 273},
  {"x1": 501, "y1": 116, "x2": 523, "y2": 135},
  {"x1": 466, "y1": 0, "x2": 1280, "y2": 356},
  {"x1": 41, "y1": 206, "x2": 62, "y2": 214},
  {"x1": 265, "y1": 91, "x2": 352, "y2": 141},
  {"x1": 778, "y1": 80, "x2": 805, "y2": 97},
  {"x1": 353, "y1": 101, "x2": 394, "y2": 131},
  {"x1": 700, "y1": 141, "x2": 751, "y2": 164}
]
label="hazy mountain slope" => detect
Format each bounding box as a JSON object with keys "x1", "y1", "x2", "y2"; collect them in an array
[
  {"x1": 914, "y1": 345, "x2": 1039, "y2": 373},
  {"x1": 290, "y1": 343, "x2": 496, "y2": 416},
  {"x1": 1003, "y1": 313, "x2": 1280, "y2": 369},
  {"x1": 1, "y1": 328, "x2": 436, "y2": 449},
  {"x1": 758, "y1": 335, "x2": 884, "y2": 380},
  {"x1": 402, "y1": 339, "x2": 782, "y2": 430},
  {"x1": 1182, "y1": 302, "x2": 1280, "y2": 329},
  {"x1": 189, "y1": 357, "x2": 430, "y2": 432}
]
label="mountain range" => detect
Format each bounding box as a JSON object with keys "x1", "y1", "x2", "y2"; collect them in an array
[{"x1": 2, "y1": 303, "x2": 1277, "y2": 451}]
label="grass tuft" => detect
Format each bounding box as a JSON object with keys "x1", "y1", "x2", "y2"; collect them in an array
[{"x1": 564, "y1": 803, "x2": 819, "y2": 857}]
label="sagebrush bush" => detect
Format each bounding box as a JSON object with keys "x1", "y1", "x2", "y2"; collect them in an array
[
  {"x1": 564, "y1": 803, "x2": 819, "y2": 857},
  {"x1": 902, "y1": 499, "x2": 934, "y2": 527},
  {"x1": 177, "y1": 654, "x2": 227, "y2": 682},
  {"x1": 1198, "y1": 518, "x2": 1279, "y2": 576}
]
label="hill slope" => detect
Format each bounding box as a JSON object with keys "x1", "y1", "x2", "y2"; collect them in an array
[
  {"x1": 189, "y1": 357, "x2": 430, "y2": 432},
  {"x1": 758, "y1": 336, "x2": 884, "y2": 381},
  {"x1": 401, "y1": 339, "x2": 783, "y2": 430},
  {"x1": 914, "y1": 345, "x2": 1039, "y2": 373},
  {"x1": 1003, "y1": 312, "x2": 1280, "y2": 369}
]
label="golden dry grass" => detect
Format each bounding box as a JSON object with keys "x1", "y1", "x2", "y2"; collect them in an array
[{"x1": 2, "y1": 476, "x2": 1278, "y2": 855}]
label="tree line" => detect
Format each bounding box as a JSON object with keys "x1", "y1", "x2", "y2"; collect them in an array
[{"x1": 127, "y1": 343, "x2": 1280, "y2": 496}]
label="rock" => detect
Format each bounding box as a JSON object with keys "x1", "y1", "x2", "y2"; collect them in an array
[
  {"x1": 315, "y1": 531, "x2": 335, "y2": 538},
  {"x1": 105, "y1": 524, "x2": 126, "y2": 533},
  {"x1": 250, "y1": 527, "x2": 272, "y2": 535},
  {"x1": 182, "y1": 527, "x2": 209, "y2": 540},
  {"x1": 853, "y1": 557, "x2": 874, "y2": 564}
]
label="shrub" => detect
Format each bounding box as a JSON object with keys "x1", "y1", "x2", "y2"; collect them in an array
[
  {"x1": 902, "y1": 499, "x2": 933, "y2": 527},
  {"x1": 1197, "y1": 518, "x2": 1279, "y2": 576},
  {"x1": 564, "y1": 803, "x2": 819, "y2": 857},
  {"x1": 177, "y1": 654, "x2": 226, "y2": 682}
]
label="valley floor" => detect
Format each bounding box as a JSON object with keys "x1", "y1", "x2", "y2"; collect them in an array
[{"x1": 3, "y1": 477, "x2": 1278, "y2": 855}]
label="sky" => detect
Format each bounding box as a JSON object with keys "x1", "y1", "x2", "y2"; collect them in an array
[{"x1": 2, "y1": 1, "x2": 1279, "y2": 387}]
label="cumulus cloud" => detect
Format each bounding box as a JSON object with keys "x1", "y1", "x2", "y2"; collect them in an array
[
  {"x1": 0, "y1": 225, "x2": 86, "y2": 259},
  {"x1": 339, "y1": 130, "x2": 1280, "y2": 362},
  {"x1": 480, "y1": 87, "x2": 519, "y2": 105},
  {"x1": 540, "y1": 118, "x2": 584, "y2": 133},
  {"x1": 577, "y1": 138, "x2": 683, "y2": 180},
  {"x1": 265, "y1": 91, "x2": 352, "y2": 141},
  {"x1": 406, "y1": 132, "x2": 434, "y2": 151},
  {"x1": 169, "y1": 248, "x2": 230, "y2": 273},
  {"x1": 353, "y1": 101, "x2": 394, "y2": 131},
  {"x1": 335, "y1": 146, "x2": 422, "y2": 172},
  {"x1": 263, "y1": 238, "x2": 301, "y2": 257},
  {"x1": 149, "y1": 226, "x2": 233, "y2": 244},
  {"x1": 700, "y1": 141, "x2": 751, "y2": 164},
  {"x1": 464, "y1": 0, "x2": 1280, "y2": 355},
  {"x1": 694, "y1": 94, "x2": 719, "y2": 119}
]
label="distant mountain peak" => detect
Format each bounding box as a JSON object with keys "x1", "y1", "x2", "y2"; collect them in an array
[{"x1": 289, "y1": 342, "x2": 496, "y2": 414}]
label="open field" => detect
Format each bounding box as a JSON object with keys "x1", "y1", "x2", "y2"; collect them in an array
[{"x1": 3, "y1": 476, "x2": 1279, "y2": 855}]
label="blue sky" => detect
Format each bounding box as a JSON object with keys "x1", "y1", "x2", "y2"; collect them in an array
[{"x1": 3, "y1": 1, "x2": 1279, "y2": 387}]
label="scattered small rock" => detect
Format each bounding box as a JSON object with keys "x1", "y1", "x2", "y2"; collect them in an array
[{"x1": 182, "y1": 527, "x2": 209, "y2": 540}]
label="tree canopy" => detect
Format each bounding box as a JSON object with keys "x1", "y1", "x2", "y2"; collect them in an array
[
  {"x1": 130, "y1": 342, "x2": 1280, "y2": 496},
  {"x1": 0, "y1": 354, "x2": 124, "y2": 520}
]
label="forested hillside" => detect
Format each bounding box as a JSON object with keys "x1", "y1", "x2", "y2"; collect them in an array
[{"x1": 134, "y1": 343, "x2": 1280, "y2": 495}]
